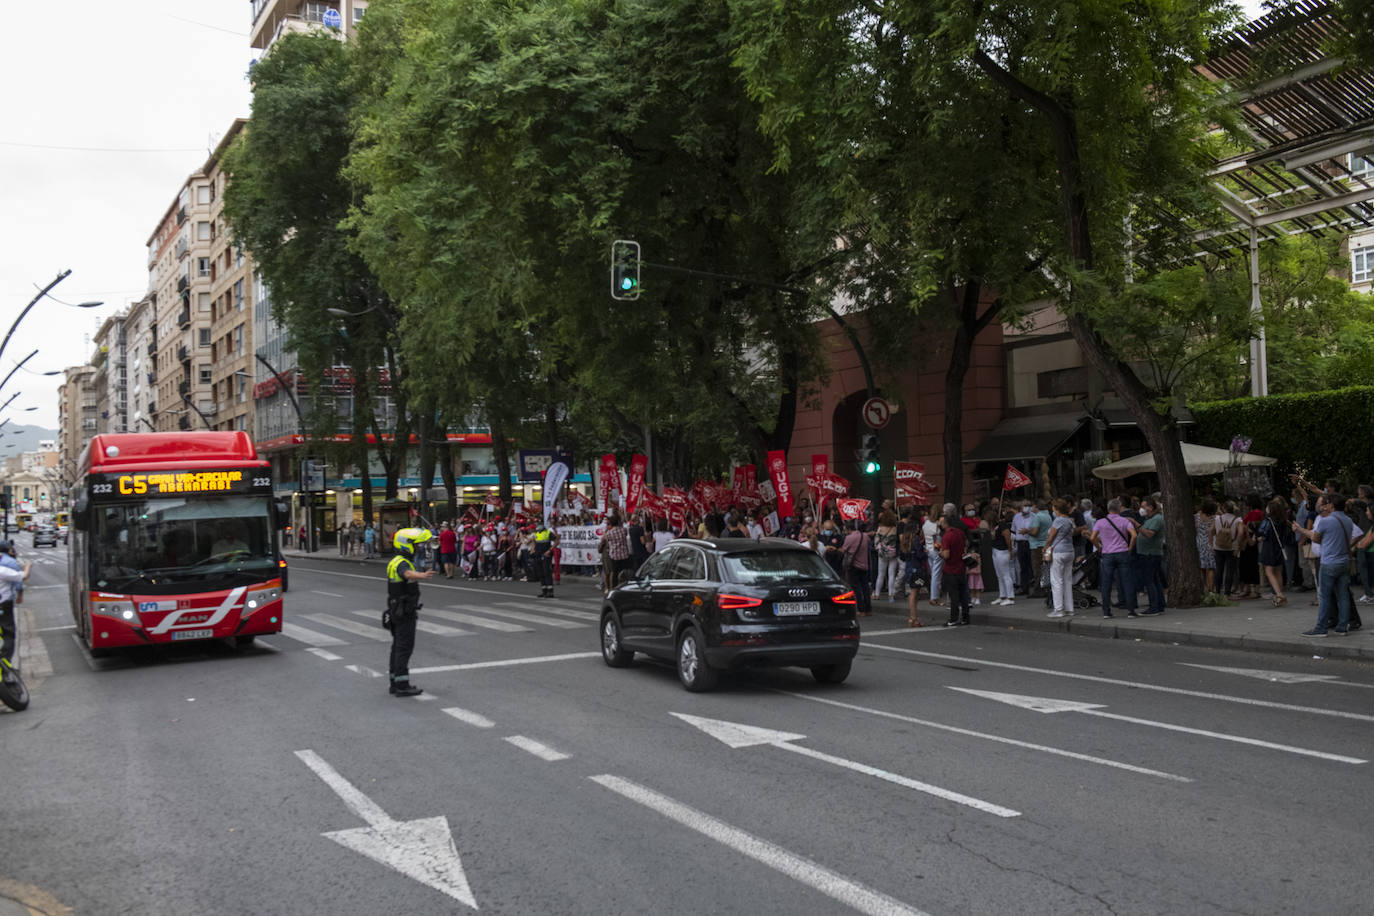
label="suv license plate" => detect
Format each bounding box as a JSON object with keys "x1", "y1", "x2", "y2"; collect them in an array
[
  {"x1": 773, "y1": 601, "x2": 820, "y2": 616},
  {"x1": 171, "y1": 629, "x2": 214, "y2": 641}
]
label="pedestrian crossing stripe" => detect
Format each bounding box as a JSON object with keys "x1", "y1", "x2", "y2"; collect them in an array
[
  {"x1": 425, "y1": 608, "x2": 531, "y2": 633},
  {"x1": 301, "y1": 613, "x2": 391, "y2": 642},
  {"x1": 445, "y1": 604, "x2": 583, "y2": 628},
  {"x1": 282, "y1": 622, "x2": 347, "y2": 646},
  {"x1": 494, "y1": 601, "x2": 599, "y2": 621},
  {"x1": 349, "y1": 610, "x2": 472, "y2": 637}
]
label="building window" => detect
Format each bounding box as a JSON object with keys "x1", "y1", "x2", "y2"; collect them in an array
[
  {"x1": 305, "y1": 3, "x2": 337, "y2": 23},
  {"x1": 235, "y1": 278, "x2": 245, "y2": 311},
  {"x1": 1351, "y1": 153, "x2": 1374, "y2": 180},
  {"x1": 197, "y1": 257, "x2": 211, "y2": 278},
  {"x1": 199, "y1": 365, "x2": 212, "y2": 384},
  {"x1": 199, "y1": 328, "x2": 212, "y2": 347},
  {"x1": 199, "y1": 292, "x2": 211, "y2": 312},
  {"x1": 237, "y1": 375, "x2": 248, "y2": 403},
  {"x1": 353, "y1": 5, "x2": 366, "y2": 22},
  {"x1": 235, "y1": 325, "x2": 244, "y2": 356},
  {"x1": 1354, "y1": 246, "x2": 1374, "y2": 284},
  {"x1": 197, "y1": 221, "x2": 211, "y2": 241},
  {"x1": 197, "y1": 185, "x2": 211, "y2": 205}
]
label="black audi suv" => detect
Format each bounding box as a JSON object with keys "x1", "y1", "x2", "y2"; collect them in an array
[{"x1": 599, "y1": 537, "x2": 860, "y2": 691}]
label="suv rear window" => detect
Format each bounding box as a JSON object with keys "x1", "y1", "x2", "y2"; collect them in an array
[{"x1": 720, "y1": 550, "x2": 837, "y2": 585}]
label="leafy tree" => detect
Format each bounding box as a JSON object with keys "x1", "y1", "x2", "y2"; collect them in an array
[
  {"x1": 345, "y1": 0, "x2": 833, "y2": 485},
  {"x1": 1178, "y1": 236, "x2": 1374, "y2": 402},
  {"x1": 730, "y1": 0, "x2": 1243, "y2": 605},
  {"x1": 222, "y1": 33, "x2": 408, "y2": 517}
]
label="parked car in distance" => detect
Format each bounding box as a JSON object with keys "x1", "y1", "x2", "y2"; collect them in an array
[
  {"x1": 32, "y1": 525, "x2": 58, "y2": 548},
  {"x1": 599, "y1": 537, "x2": 860, "y2": 692}
]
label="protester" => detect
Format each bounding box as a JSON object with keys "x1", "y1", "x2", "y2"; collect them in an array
[
  {"x1": 1134, "y1": 496, "x2": 1166, "y2": 616},
  {"x1": 1043, "y1": 498, "x2": 1077, "y2": 618},
  {"x1": 1293, "y1": 494, "x2": 1361, "y2": 637},
  {"x1": 841, "y1": 519, "x2": 873, "y2": 617},
  {"x1": 1091, "y1": 498, "x2": 1137, "y2": 618},
  {"x1": 939, "y1": 508, "x2": 971, "y2": 627},
  {"x1": 1194, "y1": 499, "x2": 1216, "y2": 594},
  {"x1": 873, "y1": 510, "x2": 900, "y2": 602},
  {"x1": 1213, "y1": 501, "x2": 1241, "y2": 598},
  {"x1": 1257, "y1": 496, "x2": 1291, "y2": 606},
  {"x1": 989, "y1": 507, "x2": 1016, "y2": 606}
]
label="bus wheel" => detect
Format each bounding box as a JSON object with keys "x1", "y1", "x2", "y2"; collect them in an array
[{"x1": 234, "y1": 635, "x2": 257, "y2": 649}]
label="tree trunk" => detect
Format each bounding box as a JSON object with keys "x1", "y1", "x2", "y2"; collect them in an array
[
  {"x1": 438, "y1": 434, "x2": 457, "y2": 523},
  {"x1": 973, "y1": 45, "x2": 1203, "y2": 606},
  {"x1": 491, "y1": 416, "x2": 513, "y2": 507}
]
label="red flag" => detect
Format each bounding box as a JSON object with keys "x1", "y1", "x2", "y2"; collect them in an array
[
  {"x1": 1002, "y1": 464, "x2": 1032, "y2": 491},
  {"x1": 742, "y1": 464, "x2": 756, "y2": 497},
  {"x1": 625, "y1": 454, "x2": 648, "y2": 514},
  {"x1": 765, "y1": 450, "x2": 795, "y2": 518},
  {"x1": 894, "y1": 461, "x2": 927, "y2": 507},
  {"x1": 811, "y1": 454, "x2": 829, "y2": 478},
  {"x1": 599, "y1": 454, "x2": 620, "y2": 512},
  {"x1": 837, "y1": 497, "x2": 871, "y2": 520}
]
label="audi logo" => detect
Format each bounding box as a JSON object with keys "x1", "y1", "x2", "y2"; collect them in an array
[{"x1": 787, "y1": 588, "x2": 808, "y2": 598}]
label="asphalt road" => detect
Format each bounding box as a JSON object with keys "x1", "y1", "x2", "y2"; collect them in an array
[{"x1": 4, "y1": 550, "x2": 1373, "y2": 915}]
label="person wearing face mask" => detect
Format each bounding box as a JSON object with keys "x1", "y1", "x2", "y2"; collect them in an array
[
  {"x1": 1010, "y1": 502, "x2": 1035, "y2": 596},
  {"x1": 819, "y1": 517, "x2": 846, "y2": 579}
]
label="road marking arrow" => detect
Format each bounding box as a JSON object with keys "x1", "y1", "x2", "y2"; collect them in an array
[
  {"x1": 948, "y1": 688, "x2": 1367, "y2": 765},
  {"x1": 295, "y1": 749, "x2": 477, "y2": 909},
  {"x1": 1178, "y1": 663, "x2": 1343, "y2": 684},
  {"x1": 671, "y1": 713, "x2": 1020, "y2": 818}
]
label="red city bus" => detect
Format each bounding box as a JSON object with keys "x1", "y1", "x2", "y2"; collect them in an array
[{"x1": 68, "y1": 431, "x2": 286, "y2": 655}]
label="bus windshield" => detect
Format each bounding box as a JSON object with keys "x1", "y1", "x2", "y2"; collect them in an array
[{"x1": 91, "y1": 495, "x2": 275, "y2": 592}]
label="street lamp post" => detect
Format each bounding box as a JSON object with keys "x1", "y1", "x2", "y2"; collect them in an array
[
  {"x1": 254, "y1": 353, "x2": 315, "y2": 552},
  {"x1": 1, "y1": 271, "x2": 102, "y2": 369},
  {"x1": 324, "y1": 305, "x2": 429, "y2": 517}
]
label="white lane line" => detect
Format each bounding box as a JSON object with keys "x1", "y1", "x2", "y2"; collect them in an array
[
  {"x1": 345, "y1": 664, "x2": 387, "y2": 678},
  {"x1": 424, "y1": 609, "x2": 532, "y2": 633},
  {"x1": 415, "y1": 694, "x2": 438, "y2": 702},
  {"x1": 445, "y1": 604, "x2": 582, "y2": 628},
  {"x1": 295, "y1": 749, "x2": 394, "y2": 827},
  {"x1": 442, "y1": 706, "x2": 495, "y2": 728},
  {"x1": 773, "y1": 690, "x2": 1192, "y2": 783},
  {"x1": 303, "y1": 614, "x2": 391, "y2": 642},
  {"x1": 1086, "y1": 709, "x2": 1365, "y2": 764},
  {"x1": 494, "y1": 601, "x2": 600, "y2": 621},
  {"x1": 25, "y1": 584, "x2": 66, "y2": 590},
  {"x1": 504, "y1": 735, "x2": 571, "y2": 761},
  {"x1": 410, "y1": 651, "x2": 599, "y2": 675},
  {"x1": 280, "y1": 622, "x2": 348, "y2": 647},
  {"x1": 863, "y1": 641, "x2": 1374, "y2": 723},
  {"x1": 592, "y1": 775, "x2": 928, "y2": 916},
  {"x1": 350, "y1": 610, "x2": 472, "y2": 637},
  {"x1": 306, "y1": 648, "x2": 343, "y2": 661},
  {"x1": 311, "y1": 590, "x2": 345, "y2": 598},
  {"x1": 36, "y1": 624, "x2": 77, "y2": 632},
  {"x1": 18, "y1": 608, "x2": 52, "y2": 679}
]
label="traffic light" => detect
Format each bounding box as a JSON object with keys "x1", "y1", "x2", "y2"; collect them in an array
[
  {"x1": 860, "y1": 433, "x2": 880, "y2": 475},
  {"x1": 611, "y1": 239, "x2": 641, "y2": 300}
]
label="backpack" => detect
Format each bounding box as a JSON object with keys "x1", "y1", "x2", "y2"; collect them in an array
[{"x1": 1214, "y1": 515, "x2": 1235, "y2": 551}]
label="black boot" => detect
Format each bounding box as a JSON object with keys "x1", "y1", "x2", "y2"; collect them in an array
[{"x1": 390, "y1": 681, "x2": 423, "y2": 697}]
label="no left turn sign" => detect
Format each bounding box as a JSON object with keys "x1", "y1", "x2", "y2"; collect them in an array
[{"x1": 862, "y1": 397, "x2": 893, "y2": 430}]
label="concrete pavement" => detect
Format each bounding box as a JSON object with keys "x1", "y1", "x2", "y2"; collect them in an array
[{"x1": 280, "y1": 546, "x2": 1373, "y2": 661}]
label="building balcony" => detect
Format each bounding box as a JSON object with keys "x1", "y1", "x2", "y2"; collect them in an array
[
  {"x1": 146, "y1": 340, "x2": 157, "y2": 356},
  {"x1": 175, "y1": 206, "x2": 187, "y2": 226},
  {"x1": 176, "y1": 275, "x2": 190, "y2": 293},
  {"x1": 177, "y1": 344, "x2": 190, "y2": 363},
  {"x1": 175, "y1": 238, "x2": 189, "y2": 259},
  {"x1": 178, "y1": 380, "x2": 190, "y2": 397},
  {"x1": 177, "y1": 308, "x2": 190, "y2": 329},
  {"x1": 178, "y1": 415, "x2": 191, "y2": 430}
]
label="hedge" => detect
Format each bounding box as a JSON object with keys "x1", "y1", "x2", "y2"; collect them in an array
[{"x1": 1190, "y1": 386, "x2": 1374, "y2": 490}]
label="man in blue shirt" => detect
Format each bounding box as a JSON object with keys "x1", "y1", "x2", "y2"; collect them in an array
[
  {"x1": 1293, "y1": 495, "x2": 1361, "y2": 637},
  {"x1": 1027, "y1": 500, "x2": 1053, "y2": 597}
]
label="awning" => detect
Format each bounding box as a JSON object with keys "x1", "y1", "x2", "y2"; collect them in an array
[
  {"x1": 963, "y1": 414, "x2": 1084, "y2": 464},
  {"x1": 1091, "y1": 443, "x2": 1277, "y2": 480}
]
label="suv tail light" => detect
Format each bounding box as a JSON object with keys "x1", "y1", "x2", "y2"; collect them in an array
[
  {"x1": 717, "y1": 594, "x2": 763, "y2": 610},
  {"x1": 833, "y1": 590, "x2": 856, "y2": 605}
]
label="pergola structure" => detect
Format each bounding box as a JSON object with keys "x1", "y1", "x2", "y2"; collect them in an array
[{"x1": 1197, "y1": 0, "x2": 1374, "y2": 394}]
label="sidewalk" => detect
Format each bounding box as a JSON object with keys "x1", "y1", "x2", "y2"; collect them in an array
[{"x1": 281, "y1": 548, "x2": 1372, "y2": 661}]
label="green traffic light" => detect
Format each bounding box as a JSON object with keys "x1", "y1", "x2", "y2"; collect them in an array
[
  {"x1": 620, "y1": 276, "x2": 637, "y2": 291},
  {"x1": 863, "y1": 459, "x2": 880, "y2": 474}
]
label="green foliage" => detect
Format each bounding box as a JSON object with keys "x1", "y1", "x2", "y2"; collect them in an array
[
  {"x1": 344, "y1": 0, "x2": 828, "y2": 477},
  {"x1": 1192, "y1": 386, "x2": 1374, "y2": 486}
]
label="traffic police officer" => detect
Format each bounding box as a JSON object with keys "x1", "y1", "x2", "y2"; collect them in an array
[
  {"x1": 532, "y1": 521, "x2": 559, "y2": 598},
  {"x1": 385, "y1": 527, "x2": 436, "y2": 696}
]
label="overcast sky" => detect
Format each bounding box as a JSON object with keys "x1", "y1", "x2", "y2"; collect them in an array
[
  {"x1": 0, "y1": 1, "x2": 1267, "y2": 434},
  {"x1": 0, "y1": 2, "x2": 253, "y2": 431}
]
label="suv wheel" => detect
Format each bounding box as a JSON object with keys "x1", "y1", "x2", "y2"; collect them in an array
[
  {"x1": 600, "y1": 611, "x2": 633, "y2": 667},
  {"x1": 676, "y1": 626, "x2": 718, "y2": 692},
  {"x1": 810, "y1": 660, "x2": 852, "y2": 685}
]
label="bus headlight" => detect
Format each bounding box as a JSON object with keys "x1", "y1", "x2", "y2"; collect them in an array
[{"x1": 242, "y1": 584, "x2": 281, "y2": 617}]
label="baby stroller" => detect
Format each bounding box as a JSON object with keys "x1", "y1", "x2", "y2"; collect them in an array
[{"x1": 1042, "y1": 552, "x2": 1100, "y2": 609}]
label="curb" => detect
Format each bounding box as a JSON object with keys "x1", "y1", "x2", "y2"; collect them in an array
[{"x1": 965, "y1": 608, "x2": 1374, "y2": 660}]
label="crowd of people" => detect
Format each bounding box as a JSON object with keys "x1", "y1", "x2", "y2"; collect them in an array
[{"x1": 307, "y1": 471, "x2": 1370, "y2": 637}]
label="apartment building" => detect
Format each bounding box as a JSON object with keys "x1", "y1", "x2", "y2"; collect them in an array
[
  {"x1": 58, "y1": 365, "x2": 98, "y2": 477},
  {"x1": 124, "y1": 294, "x2": 157, "y2": 432},
  {"x1": 250, "y1": 0, "x2": 369, "y2": 52},
  {"x1": 146, "y1": 165, "x2": 218, "y2": 431},
  {"x1": 90, "y1": 312, "x2": 129, "y2": 435},
  {"x1": 204, "y1": 119, "x2": 255, "y2": 434}
]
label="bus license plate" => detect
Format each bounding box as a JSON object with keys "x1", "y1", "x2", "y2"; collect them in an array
[
  {"x1": 171, "y1": 629, "x2": 214, "y2": 641},
  {"x1": 773, "y1": 601, "x2": 820, "y2": 616}
]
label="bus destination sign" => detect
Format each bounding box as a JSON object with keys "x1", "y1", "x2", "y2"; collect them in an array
[{"x1": 89, "y1": 468, "x2": 273, "y2": 498}]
